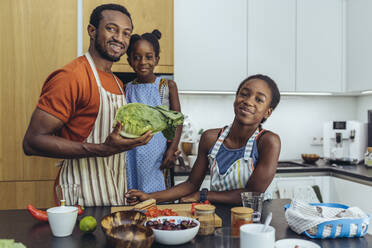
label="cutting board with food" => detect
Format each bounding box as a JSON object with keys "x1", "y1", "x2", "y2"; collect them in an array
[{"x1": 111, "y1": 199, "x2": 222, "y2": 227}]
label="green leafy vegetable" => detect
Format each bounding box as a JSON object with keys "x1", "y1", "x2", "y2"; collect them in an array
[
  {"x1": 114, "y1": 103, "x2": 184, "y2": 140},
  {"x1": 0, "y1": 239, "x2": 26, "y2": 248}
]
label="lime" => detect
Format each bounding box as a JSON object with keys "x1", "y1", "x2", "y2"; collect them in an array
[{"x1": 79, "y1": 216, "x2": 97, "y2": 233}]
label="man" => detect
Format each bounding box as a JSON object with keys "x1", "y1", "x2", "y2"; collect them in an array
[{"x1": 23, "y1": 4, "x2": 152, "y2": 206}]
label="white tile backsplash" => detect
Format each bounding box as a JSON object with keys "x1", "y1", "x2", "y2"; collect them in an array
[{"x1": 179, "y1": 94, "x2": 358, "y2": 160}]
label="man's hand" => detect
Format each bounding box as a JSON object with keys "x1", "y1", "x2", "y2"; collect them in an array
[
  {"x1": 101, "y1": 122, "x2": 152, "y2": 156},
  {"x1": 159, "y1": 149, "x2": 181, "y2": 170},
  {"x1": 180, "y1": 191, "x2": 200, "y2": 203},
  {"x1": 125, "y1": 189, "x2": 151, "y2": 205}
]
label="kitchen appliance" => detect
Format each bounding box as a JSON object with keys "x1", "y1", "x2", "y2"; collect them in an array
[{"x1": 323, "y1": 121, "x2": 367, "y2": 164}]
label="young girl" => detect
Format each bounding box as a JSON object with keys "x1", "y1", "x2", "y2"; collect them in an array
[
  {"x1": 125, "y1": 74, "x2": 281, "y2": 205},
  {"x1": 125, "y1": 29, "x2": 182, "y2": 193}
]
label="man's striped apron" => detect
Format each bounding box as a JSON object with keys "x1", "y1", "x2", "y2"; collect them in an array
[
  {"x1": 57, "y1": 52, "x2": 127, "y2": 206},
  {"x1": 208, "y1": 124, "x2": 260, "y2": 191}
]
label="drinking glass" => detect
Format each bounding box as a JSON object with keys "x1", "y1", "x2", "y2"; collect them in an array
[
  {"x1": 55, "y1": 184, "x2": 80, "y2": 206},
  {"x1": 241, "y1": 192, "x2": 264, "y2": 223}
]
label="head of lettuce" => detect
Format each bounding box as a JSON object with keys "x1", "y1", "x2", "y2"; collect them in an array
[{"x1": 114, "y1": 103, "x2": 184, "y2": 140}]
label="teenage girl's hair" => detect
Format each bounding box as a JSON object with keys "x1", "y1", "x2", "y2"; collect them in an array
[
  {"x1": 236, "y1": 74, "x2": 280, "y2": 123},
  {"x1": 126, "y1": 29, "x2": 162, "y2": 58},
  {"x1": 90, "y1": 4, "x2": 133, "y2": 29}
]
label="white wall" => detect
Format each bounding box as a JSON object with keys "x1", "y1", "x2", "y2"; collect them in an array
[{"x1": 179, "y1": 94, "x2": 357, "y2": 160}]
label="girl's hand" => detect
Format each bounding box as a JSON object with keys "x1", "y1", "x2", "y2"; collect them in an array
[
  {"x1": 159, "y1": 149, "x2": 181, "y2": 170},
  {"x1": 179, "y1": 191, "x2": 200, "y2": 203},
  {"x1": 125, "y1": 189, "x2": 151, "y2": 205}
]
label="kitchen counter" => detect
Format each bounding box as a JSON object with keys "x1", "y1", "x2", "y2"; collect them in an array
[
  {"x1": 1, "y1": 199, "x2": 371, "y2": 248},
  {"x1": 174, "y1": 159, "x2": 372, "y2": 184}
]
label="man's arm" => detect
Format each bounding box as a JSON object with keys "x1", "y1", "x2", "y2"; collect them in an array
[
  {"x1": 126, "y1": 130, "x2": 215, "y2": 203},
  {"x1": 23, "y1": 108, "x2": 152, "y2": 159}
]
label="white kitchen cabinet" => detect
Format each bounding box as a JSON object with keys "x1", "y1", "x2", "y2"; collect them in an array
[
  {"x1": 346, "y1": 0, "x2": 372, "y2": 92},
  {"x1": 174, "y1": 0, "x2": 248, "y2": 91},
  {"x1": 247, "y1": 0, "x2": 343, "y2": 93},
  {"x1": 247, "y1": 0, "x2": 296, "y2": 92},
  {"x1": 296, "y1": 0, "x2": 344, "y2": 92},
  {"x1": 329, "y1": 177, "x2": 372, "y2": 234},
  {"x1": 174, "y1": 175, "x2": 210, "y2": 190},
  {"x1": 266, "y1": 175, "x2": 330, "y2": 202}
]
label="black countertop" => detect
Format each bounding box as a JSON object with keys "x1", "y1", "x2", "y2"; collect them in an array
[
  {"x1": 174, "y1": 159, "x2": 372, "y2": 183},
  {"x1": 0, "y1": 199, "x2": 371, "y2": 248}
]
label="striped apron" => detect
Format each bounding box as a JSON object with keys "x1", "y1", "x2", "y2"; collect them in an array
[
  {"x1": 57, "y1": 52, "x2": 127, "y2": 206},
  {"x1": 208, "y1": 124, "x2": 259, "y2": 191}
]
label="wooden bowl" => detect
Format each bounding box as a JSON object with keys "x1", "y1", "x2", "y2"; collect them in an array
[
  {"x1": 105, "y1": 224, "x2": 154, "y2": 248},
  {"x1": 101, "y1": 210, "x2": 147, "y2": 236},
  {"x1": 301, "y1": 154, "x2": 320, "y2": 164}
]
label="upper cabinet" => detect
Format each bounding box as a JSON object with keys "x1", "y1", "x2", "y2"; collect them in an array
[
  {"x1": 247, "y1": 0, "x2": 296, "y2": 92},
  {"x1": 83, "y1": 0, "x2": 174, "y2": 74},
  {"x1": 175, "y1": 0, "x2": 344, "y2": 92},
  {"x1": 247, "y1": 0, "x2": 344, "y2": 93},
  {"x1": 296, "y1": 0, "x2": 343, "y2": 92},
  {"x1": 174, "y1": 0, "x2": 248, "y2": 91},
  {"x1": 346, "y1": 0, "x2": 372, "y2": 92}
]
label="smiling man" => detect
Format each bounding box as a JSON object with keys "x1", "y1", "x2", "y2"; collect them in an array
[{"x1": 22, "y1": 4, "x2": 152, "y2": 207}]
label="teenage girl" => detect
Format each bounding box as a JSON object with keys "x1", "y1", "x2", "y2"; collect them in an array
[
  {"x1": 125, "y1": 29, "x2": 182, "y2": 193},
  {"x1": 125, "y1": 74, "x2": 281, "y2": 204}
]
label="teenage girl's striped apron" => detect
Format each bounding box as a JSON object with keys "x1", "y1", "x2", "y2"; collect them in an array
[
  {"x1": 208, "y1": 124, "x2": 260, "y2": 191},
  {"x1": 57, "y1": 52, "x2": 127, "y2": 206}
]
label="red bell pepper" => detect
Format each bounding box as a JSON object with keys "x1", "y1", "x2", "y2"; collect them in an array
[{"x1": 27, "y1": 204, "x2": 48, "y2": 222}]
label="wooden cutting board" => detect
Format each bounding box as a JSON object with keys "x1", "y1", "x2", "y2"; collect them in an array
[{"x1": 111, "y1": 203, "x2": 222, "y2": 227}]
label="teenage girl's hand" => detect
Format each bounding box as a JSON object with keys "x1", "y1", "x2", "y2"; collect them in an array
[
  {"x1": 179, "y1": 191, "x2": 200, "y2": 203},
  {"x1": 160, "y1": 149, "x2": 181, "y2": 170},
  {"x1": 102, "y1": 122, "x2": 152, "y2": 156},
  {"x1": 125, "y1": 189, "x2": 151, "y2": 205}
]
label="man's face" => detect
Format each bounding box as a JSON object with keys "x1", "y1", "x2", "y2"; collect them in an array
[{"x1": 93, "y1": 10, "x2": 132, "y2": 62}]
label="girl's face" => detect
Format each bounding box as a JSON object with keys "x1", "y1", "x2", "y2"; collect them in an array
[
  {"x1": 128, "y1": 40, "x2": 159, "y2": 78},
  {"x1": 234, "y1": 79, "x2": 273, "y2": 126}
]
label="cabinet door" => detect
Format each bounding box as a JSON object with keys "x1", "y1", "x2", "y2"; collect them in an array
[
  {"x1": 296, "y1": 0, "x2": 343, "y2": 92},
  {"x1": 0, "y1": 0, "x2": 75, "y2": 181},
  {"x1": 83, "y1": 0, "x2": 173, "y2": 73},
  {"x1": 247, "y1": 0, "x2": 296, "y2": 92},
  {"x1": 346, "y1": 0, "x2": 372, "y2": 92},
  {"x1": 330, "y1": 177, "x2": 372, "y2": 234},
  {"x1": 174, "y1": 0, "x2": 247, "y2": 91}
]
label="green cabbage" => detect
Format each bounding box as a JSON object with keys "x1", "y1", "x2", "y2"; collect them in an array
[
  {"x1": 0, "y1": 239, "x2": 26, "y2": 248},
  {"x1": 114, "y1": 103, "x2": 184, "y2": 140}
]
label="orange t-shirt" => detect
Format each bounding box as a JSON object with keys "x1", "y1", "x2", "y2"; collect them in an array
[{"x1": 37, "y1": 56, "x2": 125, "y2": 142}]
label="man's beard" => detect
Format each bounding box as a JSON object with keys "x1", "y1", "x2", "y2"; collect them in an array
[{"x1": 95, "y1": 33, "x2": 123, "y2": 62}]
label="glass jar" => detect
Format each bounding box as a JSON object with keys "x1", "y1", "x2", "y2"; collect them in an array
[
  {"x1": 231, "y1": 207, "x2": 253, "y2": 236},
  {"x1": 365, "y1": 147, "x2": 372, "y2": 167},
  {"x1": 195, "y1": 204, "x2": 216, "y2": 235}
]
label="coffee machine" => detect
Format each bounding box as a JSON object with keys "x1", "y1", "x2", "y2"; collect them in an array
[{"x1": 323, "y1": 121, "x2": 367, "y2": 164}]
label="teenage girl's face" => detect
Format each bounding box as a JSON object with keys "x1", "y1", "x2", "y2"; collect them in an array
[
  {"x1": 128, "y1": 40, "x2": 159, "y2": 78},
  {"x1": 234, "y1": 79, "x2": 273, "y2": 126}
]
